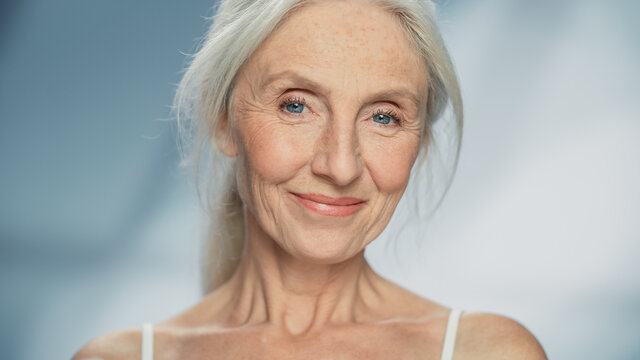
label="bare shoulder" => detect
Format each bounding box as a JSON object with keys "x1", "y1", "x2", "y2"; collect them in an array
[
  {"x1": 71, "y1": 328, "x2": 142, "y2": 360},
  {"x1": 455, "y1": 312, "x2": 547, "y2": 360}
]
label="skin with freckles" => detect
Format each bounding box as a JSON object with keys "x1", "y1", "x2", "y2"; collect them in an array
[
  {"x1": 73, "y1": 1, "x2": 547, "y2": 359},
  {"x1": 228, "y1": 2, "x2": 426, "y2": 268}
]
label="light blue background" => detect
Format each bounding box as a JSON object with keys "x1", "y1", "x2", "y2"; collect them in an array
[{"x1": 1, "y1": 1, "x2": 639, "y2": 359}]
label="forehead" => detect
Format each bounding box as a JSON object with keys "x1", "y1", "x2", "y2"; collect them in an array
[{"x1": 243, "y1": 0, "x2": 428, "y2": 102}]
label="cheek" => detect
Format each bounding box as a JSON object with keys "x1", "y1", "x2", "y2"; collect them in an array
[
  {"x1": 237, "y1": 119, "x2": 317, "y2": 186},
  {"x1": 362, "y1": 135, "x2": 420, "y2": 194}
]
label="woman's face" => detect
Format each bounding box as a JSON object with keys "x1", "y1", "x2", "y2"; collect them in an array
[{"x1": 226, "y1": 0, "x2": 428, "y2": 264}]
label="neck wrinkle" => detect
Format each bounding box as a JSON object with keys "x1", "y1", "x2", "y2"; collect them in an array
[{"x1": 221, "y1": 211, "x2": 384, "y2": 335}]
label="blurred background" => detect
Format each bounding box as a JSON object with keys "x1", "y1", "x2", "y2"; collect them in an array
[{"x1": 1, "y1": 0, "x2": 638, "y2": 359}]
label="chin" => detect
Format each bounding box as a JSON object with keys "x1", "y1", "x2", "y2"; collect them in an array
[{"x1": 284, "y1": 228, "x2": 365, "y2": 265}]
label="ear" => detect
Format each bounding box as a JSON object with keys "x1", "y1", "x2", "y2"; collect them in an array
[{"x1": 214, "y1": 113, "x2": 238, "y2": 157}]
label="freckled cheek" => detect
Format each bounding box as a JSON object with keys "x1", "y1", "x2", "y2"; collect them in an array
[
  {"x1": 362, "y1": 138, "x2": 419, "y2": 194},
  {"x1": 239, "y1": 122, "x2": 318, "y2": 184}
]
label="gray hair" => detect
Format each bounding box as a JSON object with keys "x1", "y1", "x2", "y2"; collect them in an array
[{"x1": 173, "y1": 0, "x2": 463, "y2": 294}]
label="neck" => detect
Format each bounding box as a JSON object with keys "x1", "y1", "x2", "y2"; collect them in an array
[{"x1": 215, "y1": 211, "x2": 388, "y2": 336}]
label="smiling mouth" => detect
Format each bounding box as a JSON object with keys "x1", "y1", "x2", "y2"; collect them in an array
[{"x1": 289, "y1": 192, "x2": 366, "y2": 217}]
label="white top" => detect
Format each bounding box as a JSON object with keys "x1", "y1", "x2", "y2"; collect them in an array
[
  {"x1": 441, "y1": 309, "x2": 463, "y2": 360},
  {"x1": 141, "y1": 323, "x2": 154, "y2": 360},
  {"x1": 140, "y1": 309, "x2": 462, "y2": 360}
]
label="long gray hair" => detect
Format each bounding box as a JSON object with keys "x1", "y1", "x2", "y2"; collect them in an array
[{"x1": 173, "y1": 0, "x2": 463, "y2": 294}]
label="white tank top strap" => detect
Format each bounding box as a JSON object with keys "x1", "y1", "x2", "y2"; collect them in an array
[
  {"x1": 141, "y1": 323, "x2": 154, "y2": 360},
  {"x1": 140, "y1": 312, "x2": 460, "y2": 360},
  {"x1": 440, "y1": 309, "x2": 463, "y2": 360}
]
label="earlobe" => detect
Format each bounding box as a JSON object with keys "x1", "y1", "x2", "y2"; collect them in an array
[
  {"x1": 215, "y1": 114, "x2": 238, "y2": 157},
  {"x1": 219, "y1": 132, "x2": 238, "y2": 157}
]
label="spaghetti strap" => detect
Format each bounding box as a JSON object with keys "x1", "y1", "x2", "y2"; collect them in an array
[
  {"x1": 440, "y1": 309, "x2": 462, "y2": 360},
  {"x1": 142, "y1": 323, "x2": 154, "y2": 360},
  {"x1": 140, "y1": 312, "x2": 461, "y2": 360}
]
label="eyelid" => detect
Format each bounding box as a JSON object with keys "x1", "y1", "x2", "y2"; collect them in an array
[{"x1": 281, "y1": 96, "x2": 308, "y2": 107}]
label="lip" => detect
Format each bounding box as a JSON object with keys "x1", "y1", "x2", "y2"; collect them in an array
[{"x1": 289, "y1": 192, "x2": 366, "y2": 217}]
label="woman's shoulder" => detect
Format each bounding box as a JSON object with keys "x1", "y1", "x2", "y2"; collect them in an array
[
  {"x1": 72, "y1": 324, "x2": 184, "y2": 360},
  {"x1": 454, "y1": 312, "x2": 547, "y2": 360},
  {"x1": 72, "y1": 327, "x2": 143, "y2": 360},
  {"x1": 371, "y1": 287, "x2": 547, "y2": 359},
  {"x1": 389, "y1": 286, "x2": 546, "y2": 359}
]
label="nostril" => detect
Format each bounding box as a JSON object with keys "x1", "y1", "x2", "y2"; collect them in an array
[
  {"x1": 325, "y1": 149, "x2": 363, "y2": 186},
  {"x1": 310, "y1": 122, "x2": 363, "y2": 185}
]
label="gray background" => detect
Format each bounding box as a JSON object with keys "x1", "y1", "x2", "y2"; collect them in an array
[{"x1": 1, "y1": 0, "x2": 639, "y2": 359}]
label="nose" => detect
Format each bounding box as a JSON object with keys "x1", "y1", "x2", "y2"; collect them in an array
[{"x1": 310, "y1": 117, "x2": 363, "y2": 186}]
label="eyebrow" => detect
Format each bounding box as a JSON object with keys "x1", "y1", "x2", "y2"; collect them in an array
[
  {"x1": 259, "y1": 69, "x2": 331, "y2": 95},
  {"x1": 259, "y1": 69, "x2": 423, "y2": 111}
]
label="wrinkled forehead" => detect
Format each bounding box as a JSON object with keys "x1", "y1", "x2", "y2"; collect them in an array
[{"x1": 238, "y1": 0, "x2": 428, "y2": 107}]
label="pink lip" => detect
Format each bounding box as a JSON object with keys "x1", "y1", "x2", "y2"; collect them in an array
[{"x1": 290, "y1": 193, "x2": 366, "y2": 217}]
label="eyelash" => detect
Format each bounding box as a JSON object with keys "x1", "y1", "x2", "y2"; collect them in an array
[{"x1": 279, "y1": 96, "x2": 402, "y2": 126}]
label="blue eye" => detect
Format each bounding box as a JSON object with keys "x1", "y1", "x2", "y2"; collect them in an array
[
  {"x1": 372, "y1": 113, "x2": 393, "y2": 125},
  {"x1": 285, "y1": 102, "x2": 306, "y2": 114}
]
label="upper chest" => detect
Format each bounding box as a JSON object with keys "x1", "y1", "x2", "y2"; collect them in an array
[{"x1": 153, "y1": 322, "x2": 449, "y2": 360}]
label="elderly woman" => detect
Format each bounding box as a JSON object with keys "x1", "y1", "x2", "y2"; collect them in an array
[{"x1": 74, "y1": 0, "x2": 546, "y2": 359}]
